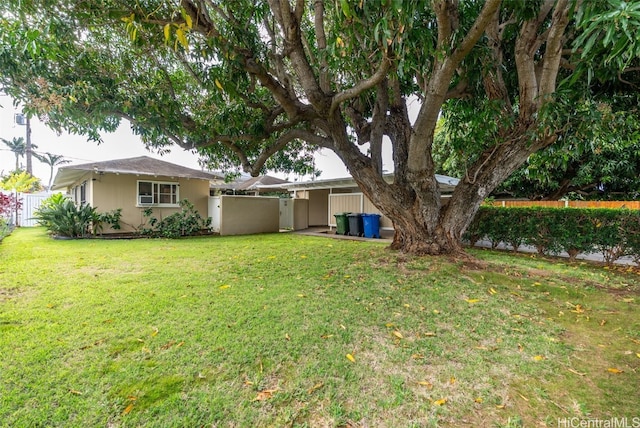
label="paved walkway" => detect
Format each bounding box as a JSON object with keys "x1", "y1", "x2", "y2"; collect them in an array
[{"x1": 292, "y1": 227, "x2": 636, "y2": 266}]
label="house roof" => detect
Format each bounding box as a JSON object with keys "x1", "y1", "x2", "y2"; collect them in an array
[
  {"x1": 52, "y1": 156, "x2": 223, "y2": 190},
  {"x1": 277, "y1": 173, "x2": 460, "y2": 193}
]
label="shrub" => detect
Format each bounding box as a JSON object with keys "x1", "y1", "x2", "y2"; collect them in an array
[
  {"x1": 0, "y1": 192, "x2": 21, "y2": 225},
  {"x1": 468, "y1": 206, "x2": 640, "y2": 265},
  {"x1": 141, "y1": 199, "x2": 210, "y2": 238},
  {"x1": 0, "y1": 217, "x2": 10, "y2": 242},
  {"x1": 33, "y1": 194, "x2": 122, "y2": 238}
]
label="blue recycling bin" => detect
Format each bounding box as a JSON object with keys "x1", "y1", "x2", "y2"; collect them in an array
[{"x1": 361, "y1": 213, "x2": 381, "y2": 238}]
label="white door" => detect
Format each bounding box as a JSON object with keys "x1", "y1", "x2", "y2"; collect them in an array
[{"x1": 209, "y1": 196, "x2": 221, "y2": 233}]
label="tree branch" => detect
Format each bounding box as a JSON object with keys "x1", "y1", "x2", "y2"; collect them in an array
[
  {"x1": 329, "y1": 53, "x2": 391, "y2": 115},
  {"x1": 539, "y1": 0, "x2": 571, "y2": 97}
]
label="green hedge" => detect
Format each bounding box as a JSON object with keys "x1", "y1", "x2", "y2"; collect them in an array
[{"x1": 465, "y1": 206, "x2": 640, "y2": 265}]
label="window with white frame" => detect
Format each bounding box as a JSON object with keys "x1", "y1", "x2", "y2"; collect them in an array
[
  {"x1": 72, "y1": 181, "x2": 87, "y2": 204},
  {"x1": 80, "y1": 181, "x2": 87, "y2": 204},
  {"x1": 137, "y1": 180, "x2": 179, "y2": 206}
]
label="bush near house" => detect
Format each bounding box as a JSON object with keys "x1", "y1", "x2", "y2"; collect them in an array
[
  {"x1": 467, "y1": 206, "x2": 640, "y2": 264},
  {"x1": 33, "y1": 194, "x2": 122, "y2": 238},
  {"x1": 140, "y1": 199, "x2": 211, "y2": 238}
]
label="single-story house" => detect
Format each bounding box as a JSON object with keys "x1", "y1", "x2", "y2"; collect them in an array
[
  {"x1": 277, "y1": 173, "x2": 460, "y2": 230},
  {"x1": 51, "y1": 156, "x2": 224, "y2": 233}
]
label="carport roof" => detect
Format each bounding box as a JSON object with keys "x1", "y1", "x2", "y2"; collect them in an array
[{"x1": 276, "y1": 173, "x2": 459, "y2": 193}]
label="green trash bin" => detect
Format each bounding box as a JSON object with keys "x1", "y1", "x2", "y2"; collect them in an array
[{"x1": 334, "y1": 212, "x2": 350, "y2": 235}]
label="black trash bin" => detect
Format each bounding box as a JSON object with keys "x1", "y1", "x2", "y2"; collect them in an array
[
  {"x1": 347, "y1": 213, "x2": 363, "y2": 237},
  {"x1": 333, "y1": 212, "x2": 350, "y2": 235}
]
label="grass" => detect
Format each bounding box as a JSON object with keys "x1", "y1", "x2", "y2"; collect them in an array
[{"x1": 0, "y1": 228, "x2": 638, "y2": 427}]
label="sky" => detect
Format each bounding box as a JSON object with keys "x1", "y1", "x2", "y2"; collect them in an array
[{"x1": 0, "y1": 93, "x2": 360, "y2": 187}]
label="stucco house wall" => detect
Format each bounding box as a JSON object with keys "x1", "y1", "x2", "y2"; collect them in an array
[{"x1": 67, "y1": 172, "x2": 210, "y2": 233}]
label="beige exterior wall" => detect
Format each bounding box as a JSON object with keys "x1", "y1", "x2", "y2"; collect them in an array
[
  {"x1": 293, "y1": 199, "x2": 309, "y2": 230},
  {"x1": 308, "y1": 189, "x2": 330, "y2": 226},
  {"x1": 219, "y1": 195, "x2": 279, "y2": 235},
  {"x1": 69, "y1": 172, "x2": 210, "y2": 233}
]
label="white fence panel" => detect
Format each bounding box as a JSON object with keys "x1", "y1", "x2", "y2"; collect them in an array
[{"x1": 20, "y1": 192, "x2": 52, "y2": 227}]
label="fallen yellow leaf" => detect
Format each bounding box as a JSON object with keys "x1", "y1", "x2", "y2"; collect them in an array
[
  {"x1": 122, "y1": 403, "x2": 135, "y2": 415},
  {"x1": 214, "y1": 78, "x2": 223, "y2": 90},
  {"x1": 393, "y1": 331, "x2": 403, "y2": 339},
  {"x1": 496, "y1": 404, "x2": 506, "y2": 409},
  {"x1": 433, "y1": 398, "x2": 447, "y2": 406},
  {"x1": 607, "y1": 367, "x2": 624, "y2": 374},
  {"x1": 69, "y1": 389, "x2": 83, "y2": 395},
  {"x1": 466, "y1": 298, "x2": 480, "y2": 304},
  {"x1": 533, "y1": 282, "x2": 542, "y2": 286},
  {"x1": 474, "y1": 397, "x2": 483, "y2": 403},
  {"x1": 416, "y1": 381, "x2": 433, "y2": 389},
  {"x1": 488, "y1": 288, "x2": 497, "y2": 295},
  {"x1": 346, "y1": 353, "x2": 356, "y2": 363},
  {"x1": 385, "y1": 322, "x2": 395, "y2": 328},
  {"x1": 285, "y1": 333, "x2": 291, "y2": 341},
  {"x1": 151, "y1": 327, "x2": 158, "y2": 337},
  {"x1": 254, "y1": 388, "x2": 278, "y2": 401},
  {"x1": 636, "y1": 353, "x2": 640, "y2": 359},
  {"x1": 219, "y1": 284, "x2": 230, "y2": 289},
  {"x1": 307, "y1": 383, "x2": 323, "y2": 394},
  {"x1": 423, "y1": 332, "x2": 437, "y2": 337},
  {"x1": 449, "y1": 377, "x2": 456, "y2": 384},
  {"x1": 533, "y1": 355, "x2": 545, "y2": 361},
  {"x1": 571, "y1": 304, "x2": 585, "y2": 314}
]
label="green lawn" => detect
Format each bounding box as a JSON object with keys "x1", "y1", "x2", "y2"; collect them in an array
[{"x1": 0, "y1": 228, "x2": 638, "y2": 427}]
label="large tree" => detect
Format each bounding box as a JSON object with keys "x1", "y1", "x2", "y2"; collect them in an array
[{"x1": 0, "y1": 0, "x2": 634, "y2": 254}]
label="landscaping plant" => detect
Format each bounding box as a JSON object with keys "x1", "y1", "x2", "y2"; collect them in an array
[
  {"x1": 140, "y1": 199, "x2": 210, "y2": 238},
  {"x1": 33, "y1": 194, "x2": 121, "y2": 238},
  {"x1": 468, "y1": 206, "x2": 640, "y2": 265}
]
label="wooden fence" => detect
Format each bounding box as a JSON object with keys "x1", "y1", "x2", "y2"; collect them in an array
[{"x1": 490, "y1": 200, "x2": 640, "y2": 210}]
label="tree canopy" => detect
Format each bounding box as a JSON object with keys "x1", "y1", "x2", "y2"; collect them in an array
[{"x1": 0, "y1": 0, "x2": 637, "y2": 254}]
